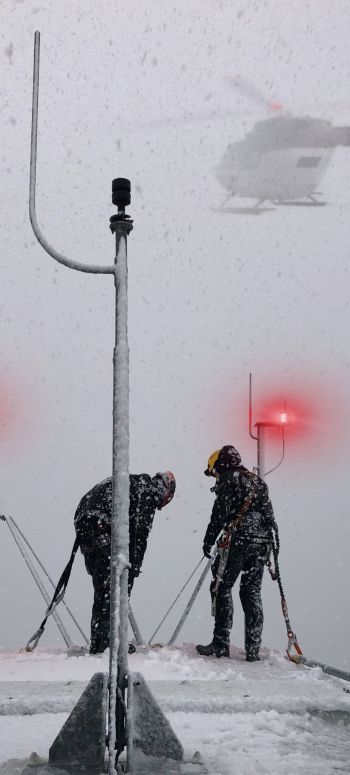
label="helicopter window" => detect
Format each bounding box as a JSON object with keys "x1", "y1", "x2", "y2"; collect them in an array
[{"x1": 296, "y1": 156, "x2": 321, "y2": 168}]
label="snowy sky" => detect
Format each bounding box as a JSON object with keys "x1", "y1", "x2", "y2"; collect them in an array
[{"x1": 1, "y1": 0, "x2": 350, "y2": 668}]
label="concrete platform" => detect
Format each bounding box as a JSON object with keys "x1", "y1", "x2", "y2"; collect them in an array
[
  {"x1": 1, "y1": 649, "x2": 349, "y2": 775},
  {"x1": 1, "y1": 676, "x2": 350, "y2": 718}
]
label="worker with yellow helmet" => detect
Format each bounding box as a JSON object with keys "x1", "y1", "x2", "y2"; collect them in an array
[{"x1": 196, "y1": 445, "x2": 276, "y2": 662}]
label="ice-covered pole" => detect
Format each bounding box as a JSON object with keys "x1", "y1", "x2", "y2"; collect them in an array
[
  {"x1": 29, "y1": 32, "x2": 134, "y2": 772},
  {"x1": 108, "y1": 179, "x2": 133, "y2": 772}
]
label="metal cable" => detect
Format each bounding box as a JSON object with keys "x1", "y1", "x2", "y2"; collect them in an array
[
  {"x1": 8, "y1": 516, "x2": 88, "y2": 644},
  {"x1": 148, "y1": 556, "x2": 204, "y2": 644}
]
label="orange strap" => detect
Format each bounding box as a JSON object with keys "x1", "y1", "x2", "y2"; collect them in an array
[{"x1": 217, "y1": 483, "x2": 256, "y2": 550}]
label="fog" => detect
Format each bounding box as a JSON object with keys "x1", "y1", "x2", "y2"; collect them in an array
[{"x1": 1, "y1": 0, "x2": 349, "y2": 669}]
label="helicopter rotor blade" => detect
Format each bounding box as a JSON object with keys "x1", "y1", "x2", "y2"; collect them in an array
[
  {"x1": 223, "y1": 75, "x2": 285, "y2": 114},
  {"x1": 121, "y1": 108, "x2": 253, "y2": 134}
]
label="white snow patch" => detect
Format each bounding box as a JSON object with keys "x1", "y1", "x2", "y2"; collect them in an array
[{"x1": 0, "y1": 645, "x2": 349, "y2": 774}]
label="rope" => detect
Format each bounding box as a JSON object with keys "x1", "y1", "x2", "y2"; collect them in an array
[{"x1": 266, "y1": 521, "x2": 303, "y2": 659}]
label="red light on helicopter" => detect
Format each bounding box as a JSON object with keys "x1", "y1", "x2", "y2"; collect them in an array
[
  {"x1": 269, "y1": 101, "x2": 283, "y2": 111},
  {"x1": 280, "y1": 411, "x2": 288, "y2": 425}
]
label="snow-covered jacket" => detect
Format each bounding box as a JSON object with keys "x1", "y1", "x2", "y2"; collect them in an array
[
  {"x1": 74, "y1": 474, "x2": 164, "y2": 573},
  {"x1": 203, "y1": 467, "x2": 275, "y2": 550}
]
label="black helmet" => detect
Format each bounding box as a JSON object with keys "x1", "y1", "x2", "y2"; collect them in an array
[{"x1": 204, "y1": 445, "x2": 241, "y2": 477}]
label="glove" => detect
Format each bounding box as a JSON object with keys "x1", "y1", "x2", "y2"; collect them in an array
[
  {"x1": 131, "y1": 566, "x2": 141, "y2": 578},
  {"x1": 203, "y1": 543, "x2": 212, "y2": 559}
]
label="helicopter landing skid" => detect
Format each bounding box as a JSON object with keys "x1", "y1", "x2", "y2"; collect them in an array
[
  {"x1": 212, "y1": 205, "x2": 275, "y2": 215},
  {"x1": 272, "y1": 198, "x2": 326, "y2": 207}
]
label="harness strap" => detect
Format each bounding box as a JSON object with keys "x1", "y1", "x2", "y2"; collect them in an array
[
  {"x1": 25, "y1": 537, "x2": 80, "y2": 651},
  {"x1": 217, "y1": 478, "x2": 257, "y2": 550}
]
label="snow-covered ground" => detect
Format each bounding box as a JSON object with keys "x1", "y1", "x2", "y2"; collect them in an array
[{"x1": 0, "y1": 644, "x2": 349, "y2": 774}]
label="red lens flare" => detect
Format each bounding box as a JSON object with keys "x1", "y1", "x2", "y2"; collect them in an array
[
  {"x1": 250, "y1": 380, "x2": 345, "y2": 459},
  {"x1": 212, "y1": 373, "x2": 348, "y2": 467},
  {"x1": 0, "y1": 375, "x2": 26, "y2": 450}
]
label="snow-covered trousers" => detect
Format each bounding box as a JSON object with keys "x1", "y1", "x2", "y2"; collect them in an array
[
  {"x1": 211, "y1": 540, "x2": 267, "y2": 654},
  {"x1": 84, "y1": 546, "x2": 136, "y2": 654}
]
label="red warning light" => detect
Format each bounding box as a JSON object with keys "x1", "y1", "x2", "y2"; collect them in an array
[
  {"x1": 255, "y1": 392, "x2": 312, "y2": 441},
  {"x1": 211, "y1": 372, "x2": 348, "y2": 470},
  {"x1": 249, "y1": 377, "x2": 346, "y2": 461}
]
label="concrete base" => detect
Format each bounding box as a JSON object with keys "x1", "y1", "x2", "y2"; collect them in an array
[
  {"x1": 48, "y1": 673, "x2": 108, "y2": 771},
  {"x1": 16, "y1": 671, "x2": 208, "y2": 775},
  {"x1": 18, "y1": 673, "x2": 108, "y2": 774},
  {"x1": 124, "y1": 673, "x2": 209, "y2": 773},
  {"x1": 129, "y1": 671, "x2": 183, "y2": 765}
]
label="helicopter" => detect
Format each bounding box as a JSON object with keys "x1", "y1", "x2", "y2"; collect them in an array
[
  {"x1": 125, "y1": 76, "x2": 350, "y2": 212},
  {"x1": 215, "y1": 79, "x2": 350, "y2": 212}
]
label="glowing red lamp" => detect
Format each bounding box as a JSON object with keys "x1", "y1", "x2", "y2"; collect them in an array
[
  {"x1": 249, "y1": 374, "x2": 289, "y2": 478},
  {"x1": 280, "y1": 411, "x2": 288, "y2": 425}
]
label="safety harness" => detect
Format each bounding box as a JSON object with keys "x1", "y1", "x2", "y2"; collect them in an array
[{"x1": 211, "y1": 478, "x2": 257, "y2": 616}]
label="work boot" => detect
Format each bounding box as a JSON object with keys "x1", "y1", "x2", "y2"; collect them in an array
[
  {"x1": 196, "y1": 642, "x2": 229, "y2": 658},
  {"x1": 246, "y1": 651, "x2": 260, "y2": 662},
  {"x1": 89, "y1": 644, "x2": 107, "y2": 655}
]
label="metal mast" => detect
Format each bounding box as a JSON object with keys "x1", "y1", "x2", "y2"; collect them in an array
[{"x1": 29, "y1": 32, "x2": 131, "y2": 771}]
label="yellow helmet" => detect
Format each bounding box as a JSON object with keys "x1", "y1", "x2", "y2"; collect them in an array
[
  {"x1": 204, "y1": 449, "x2": 221, "y2": 477},
  {"x1": 204, "y1": 445, "x2": 242, "y2": 477}
]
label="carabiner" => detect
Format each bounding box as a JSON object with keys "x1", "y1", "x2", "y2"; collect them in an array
[{"x1": 286, "y1": 631, "x2": 303, "y2": 662}]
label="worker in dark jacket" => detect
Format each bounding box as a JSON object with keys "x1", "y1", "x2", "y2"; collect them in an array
[
  {"x1": 196, "y1": 445, "x2": 275, "y2": 662},
  {"x1": 74, "y1": 471, "x2": 176, "y2": 654}
]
